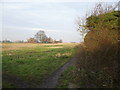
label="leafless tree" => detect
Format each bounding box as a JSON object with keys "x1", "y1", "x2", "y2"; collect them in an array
[
  {"x1": 27, "y1": 38, "x2": 36, "y2": 43},
  {"x1": 34, "y1": 30, "x2": 47, "y2": 43},
  {"x1": 75, "y1": 2, "x2": 118, "y2": 40}
]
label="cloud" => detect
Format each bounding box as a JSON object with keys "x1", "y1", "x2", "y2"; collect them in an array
[
  {"x1": 2, "y1": 1, "x2": 115, "y2": 42},
  {"x1": 1, "y1": 2, "x2": 98, "y2": 42},
  {"x1": 2, "y1": 25, "x2": 80, "y2": 42},
  {"x1": 2, "y1": 2, "x2": 81, "y2": 31},
  {"x1": 2, "y1": 26, "x2": 60, "y2": 41},
  {"x1": 1, "y1": 0, "x2": 118, "y2": 3},
  {"x1": 3, "y1": 25, "x2": 74, "y2": 33},
  {"x1": 2, "y1": 3, "x2": 30, "y2": 10}
]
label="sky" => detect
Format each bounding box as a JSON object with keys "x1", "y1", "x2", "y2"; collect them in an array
[{"x1": 0, "y1": 0, "x2": 118, "y2": 42}]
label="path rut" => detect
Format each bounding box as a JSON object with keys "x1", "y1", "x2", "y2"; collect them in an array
[
  {"x1": 38, "y1": 58, "x2": 76, "y2": 88},
  {"x1": 3, "y1": 58, "x2": 76, "y2": 88}
]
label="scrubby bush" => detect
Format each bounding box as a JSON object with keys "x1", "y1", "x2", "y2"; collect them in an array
[{"x1": 75, "y1": 3, "x2": 119, "y2": 88}]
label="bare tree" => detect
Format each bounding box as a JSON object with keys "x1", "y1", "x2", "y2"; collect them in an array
[
  {"x1": 46, "y1": 37, "x2": 53, "y2": 43},
  {"x1": 27, "y1": 38, "x2": 36, "y2": 43},
  {"x1": 91, "y1": 2, "x2": 118, "y2": 16},
  {"x1": 75, "y1": 2, "x2": 118, "y2": 39},
  {"x1": 75, "y1": 15, "x2": 88, "y2": 40},
  {"x1": 34, "y1": 30, "x2": 47, "y2": 43}
]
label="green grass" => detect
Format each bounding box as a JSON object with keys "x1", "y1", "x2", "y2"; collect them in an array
[
  {"x1": 2, "y1": 43, "x2": 77, "y2": 88},
  {"x1": 57, "y1": 66, "x2": 76, "y2": 88},
  {"x1": 2, "y1": 81, "x2": 16, "y2": 88}
]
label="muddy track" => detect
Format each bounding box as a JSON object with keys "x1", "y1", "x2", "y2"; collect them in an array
[
  {"x1": 3, "y1": 58, "x2": 76, "y2": 88},
  {"x1": 37, "y1": 58, "x2": 76, "y2": 88}
]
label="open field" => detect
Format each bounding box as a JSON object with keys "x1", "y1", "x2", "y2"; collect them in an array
[{"x1": 2, "y1": 43, "x2": 79, "y2": 88}]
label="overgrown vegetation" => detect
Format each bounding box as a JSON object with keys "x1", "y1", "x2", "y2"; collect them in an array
[{"x1": 75, "y1": 2, "x2": 119, "y2": 88}]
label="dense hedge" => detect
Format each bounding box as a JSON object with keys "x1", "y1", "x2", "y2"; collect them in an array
[
  {"x1": 86, "y1": 11, "x2": 119, "y2": 31},
  {"x1": 75, "y1": 11, "x2": 119, "y2": 88}
]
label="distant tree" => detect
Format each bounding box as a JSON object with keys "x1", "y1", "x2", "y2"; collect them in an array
[
  {"x1": 53, "y1": 39, "x2": 63, "y2": 43},
  {"x1": 46, "y1": 37, "x2": 53, "y2": 43},
  {"x1": 27, "y1": 38, "x2": 36, "y2": 43},
  {"x1": 34, "y1": 30, "x2": 47, "y2": 43},
  {"x1": 2, "y1": 40, "x2": 12, "y2": 43},
  {"x1": 53, "y1": 39, "x2": 56, "y2": 43},
  {"x1": 15, "y1": 40, "x2": 23, "y2": 43},
  {"x1": 59, "y1": 39, "x2": 63, "y2": 43}
]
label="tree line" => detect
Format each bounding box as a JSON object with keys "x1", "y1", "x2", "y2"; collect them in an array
[
  {"x1": 27, "y1": 30, "x2": 62, "y2": 43},
  {"x1": 2, "y1": 30, "x2": 63, "y2": 43}
]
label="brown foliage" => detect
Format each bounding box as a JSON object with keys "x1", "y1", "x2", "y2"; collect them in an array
[
  {"x1": 75, "y1": 42, "x2": 119, "y2": 88},
  {"x1": 75, "y1": 2, "x2": 119, "y2": 88}
]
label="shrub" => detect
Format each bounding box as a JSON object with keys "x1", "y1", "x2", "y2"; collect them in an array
[{"x1": 75, "y1": 3, "x2": 119, "y2": 88}]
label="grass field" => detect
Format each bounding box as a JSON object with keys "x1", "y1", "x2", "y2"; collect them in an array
[
  {"x1": 2, "y1": 43, "x2": 78, "y2": 88},
  {"x1": 57, "y1": 65, "x2": 76, "y2": 88}
]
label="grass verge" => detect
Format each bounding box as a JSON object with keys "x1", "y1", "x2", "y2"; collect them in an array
[{"x1": 57, "y1": 66, "x2": 76, "y2": 88}]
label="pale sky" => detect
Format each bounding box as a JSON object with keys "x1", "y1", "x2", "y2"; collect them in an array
[{"x1": 0, "y1": 0, "x2": 118, "y2": 42}]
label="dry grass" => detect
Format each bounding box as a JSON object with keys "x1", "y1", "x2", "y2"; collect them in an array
[
  {"x1": 1, "y1": 43, "x2": 79, "y2": 51},
  {"x1": 2, "y1": 43, "x2": 38, "y2": 51},
  {"x1": 55, "y1": 52, "x2": 72, "y2": 58},
  {"x1": 48, "y1": 47, "x2": 63, "y2": 48}
]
